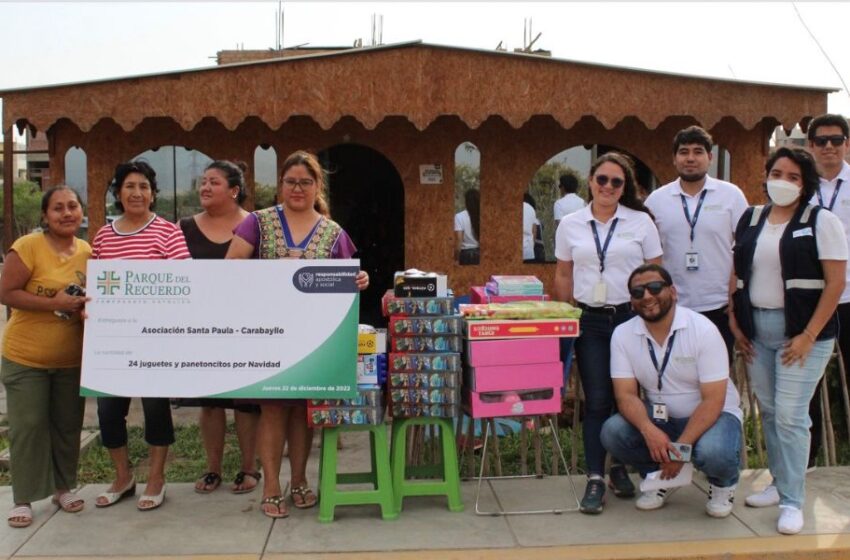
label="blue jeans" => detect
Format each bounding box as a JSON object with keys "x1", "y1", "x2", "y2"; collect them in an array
[
  {"x1": 560, "y1": 337, "x2": 574, "y2": 390},
  {"x1": 748, "y1": 308, "x2": 833, "y2": 508},
  {"x1": 574, "y1": 309, "x2": 633, "y2": 476},
  {"x1": 601, "y1": 410, "x2": 742, "y2": 487}
]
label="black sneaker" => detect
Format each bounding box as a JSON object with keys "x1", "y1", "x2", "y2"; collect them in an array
[
  {"x1": 580, "y1": 478, "x2": 606, "y2": 514},
  {"x1": 608, "y1": 464, "x2": 636, "y2": 498}
]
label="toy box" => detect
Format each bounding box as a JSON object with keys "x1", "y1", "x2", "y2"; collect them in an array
[
  {"x1": 464, "y1": 362, "x2": 563, "y2": 392},
  {"x1": 358, "y1": 329, "x2": 387, "y2": 354},
  {"x1": 464, "y1": 388, "x2": 561, "y2": 418},
  {"x1": 390, "y1": 387, "x2": 460, "y2": 405},
  {"x1": 389, "y1": 353, "x2": 461, "y2": 373},
  {"x1": 488, "y1": 275, "x2": 544, "y2": 296},
  {"x1": 382, "y1": 292, "x2": 454, "y2": 317},
  {"x1": 393, "y1": 271, "x2": 448, "y2": 298},
  {"x1": 308, "y1": 407, "x2": 384, "y2": 427},
  {"x1": 465, "y1": 318, "x2": 579, "y2": 340},
  {"x1": 465, "y1": 338, "x2": 560, "y2": 367},
  {"x1": 469, "y1": 286, "x2": 550, "y2": 304},
  {"x1": 389, "y1": 372, "x2": 461, "y2": 389},
  {"x1": 391, "y1": 403, "x2": 460, "y2": 418},
  {"x1": 357, "y1": 353, "x2": 387, "y2": 385},
  {"x1": 310, "y1": 387, "x2": 382, "y2": 408},
  {"x1": 389, "y1": 316, "x2": 463, "y2": 336},
  {"x1": 391, "y1": 334, "x2": 462, "y2": 353}
]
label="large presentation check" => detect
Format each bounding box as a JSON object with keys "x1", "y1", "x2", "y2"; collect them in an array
[{"x1": 81, "y1": 259, "x2": 360, "y2": 399}]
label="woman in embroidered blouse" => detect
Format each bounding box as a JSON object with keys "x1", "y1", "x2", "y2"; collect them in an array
[{"x1": 226, "y1": 150, "x2": 369, "y2": 518}]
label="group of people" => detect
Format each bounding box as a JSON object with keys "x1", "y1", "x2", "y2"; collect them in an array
[
  {"x1": 2, "y1": 114, "x2": 850, "y2": 536},
  {"x1": 554, "y1": 114, "x2": 850, "y2": 536},
  {"x1": 1, "y1": 151, "x2": 368, "y2": 527}
]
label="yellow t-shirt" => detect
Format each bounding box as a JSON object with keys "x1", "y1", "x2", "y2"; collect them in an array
[{"x1": 2, "y1": 233, "x2": 92, "y2": 368}]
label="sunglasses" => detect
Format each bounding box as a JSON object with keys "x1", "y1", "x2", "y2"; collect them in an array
[
  {"x1": 594, "y1": 174, "x2": 625, "y2": 189},
  {"x1": 812, "y1": 135, "x2": 847, "y2": 148},
  {"x1": 629, "y1": 281, "x2": 669, "y2": 299}
]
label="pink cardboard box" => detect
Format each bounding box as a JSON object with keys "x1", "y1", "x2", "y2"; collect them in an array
[
  {"x1": 465, "y1": 388, "x2": 562, "y2": 418},
  {"x1": 465, "y1": 361, "x2": 563, "y2": 392},
  {"x1": 465, "y1": 338, "x2": 560, "y2": 367},
  {"x1": 470, "y1": 286, "x2": 550, "y2": 304}
]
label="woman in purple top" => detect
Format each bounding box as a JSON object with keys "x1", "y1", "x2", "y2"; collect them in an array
[{"x1": 227, "y1": 150, "x2": 368, "y2": 518}]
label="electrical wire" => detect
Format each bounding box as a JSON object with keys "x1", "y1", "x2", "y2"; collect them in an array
[{"x1": 792, "y1": 1, "x2": 850, "y2": 100}]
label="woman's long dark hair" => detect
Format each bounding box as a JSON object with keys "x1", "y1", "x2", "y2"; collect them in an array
[
  {"x1": 465, "y1": 188, "x2": 480, "y2": 242},
  {"x1": 588, "y1": 152, "x2": 653, "y2": 217}
]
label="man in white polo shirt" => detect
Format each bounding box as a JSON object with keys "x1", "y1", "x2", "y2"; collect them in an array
[
  {"x1": 553, "y1": 173, "x2": 586, "y2": 229},
  {"x1": 644, "y1": 126, "x2": 748, "y2": 360},
  {"x1": 806, "y1": 113, "x2": 850, "y2": 468},
  {"x1": 601, "y1": 264, "x2": 742, "y2": 517}
]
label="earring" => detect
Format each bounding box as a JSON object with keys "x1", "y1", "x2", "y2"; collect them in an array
[{"x1": 232, "y1": 194, "x2": 238, "y2": 199}]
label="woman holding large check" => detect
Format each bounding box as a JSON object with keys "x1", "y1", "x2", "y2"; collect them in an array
[
  {"x1": 226, "y1": 150, "x2": 369, "y2": 519},
  {"x1": 92, "y1": 161, "x2": 190, "y2": 512}
]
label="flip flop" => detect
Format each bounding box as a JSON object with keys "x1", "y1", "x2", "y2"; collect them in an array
[
  {"x1": 7, "y1": 504, "x2": 32, "y2": 528},
  {"x1": 52, "y1": 492, "x2": 85, "y2": 513},
  {"x1": 194, "y1": 472, "x2": 222, "y2": 494},
  {"x1": 290, "y1": 485, "x2": 317, "y2": 509},
  {"x1": 260, "y1": 495, "x2": 289, "y2": 519},
  {"x1": 231, "y1": 470, "x2": 261, "y2": 494}
]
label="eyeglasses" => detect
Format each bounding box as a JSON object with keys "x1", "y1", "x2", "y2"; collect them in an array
[
  {"x1": 593, "y1": 174, "x2": 625, "y2": 189},
  {"x1": 629, "y1": 281, "x2": 669, "y2": 299},
  {"x1": 282, "y1": 178, "x2": 316, "y2": 189},
  {"x1": 812, "y1": 135, "x2": 847, "y2": 148}
]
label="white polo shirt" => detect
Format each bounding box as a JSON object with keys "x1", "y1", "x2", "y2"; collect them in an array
[
  {"x1": 454, "y1": 210, "x2": 479, "y2": 249},
  {"x1": 522, "y1": 202, "x2": 537, "y2": 260},
  {"x1": 555, "y1": 204, "x2": 663, "y2": 306},
  {"x1": 809, "y1": 161, "x2": 850, "y2": 303},
  {"x1": 645, "y1": 176, "x2": 748, "y2": 312},
  {"x1": 611, "y1": 305, "x2": 743, "y2": 423},
  {"x1": 554, "y1": 193, "x2": 587, "y2": 221}
]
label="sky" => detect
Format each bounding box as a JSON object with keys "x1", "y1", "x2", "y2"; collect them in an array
[{"x1": 2, "y1": 1, "x2": 850, "y2": 140}]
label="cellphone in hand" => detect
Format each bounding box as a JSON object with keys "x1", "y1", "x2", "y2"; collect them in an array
[
  {"x1": 54, "y1": 283, "x2": 86, "y2": 320},
  {"x1": 668, "y1": 442, "x2": 692, "y2": 462}
]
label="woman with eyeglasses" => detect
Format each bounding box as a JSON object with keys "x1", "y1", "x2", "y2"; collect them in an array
[
  {"x1": 554, "y1": 152, "x2": 662, "y2": 514},
  {"x1": 226, "y1": 150, "x2": 369, "y2": 519},
  {"x1": 92, "y1": 161, "x2": 190, "y2": 512},
  {"x1": 729, "y1": 147, "x2": 846, "y2": 534}
]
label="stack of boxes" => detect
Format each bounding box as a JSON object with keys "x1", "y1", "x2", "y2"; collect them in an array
[
  {"x1": 307, "y1": 327, "x2": 387, "y2": 427},
  {"x1": 383, "y1": 290, "x2": 462, "y2": 418}
]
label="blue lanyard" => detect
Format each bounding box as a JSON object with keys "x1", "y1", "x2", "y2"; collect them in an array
[
  {"x1": 680, "y1": 189, "x2": 708, "y2": 244},
  {"x1": 590, "y1": 218, "x2": 618, "y2": 274},
  {"x1": 647, "y1": 331, "x2": 676, "y2": 391},
  {"x1": 816, "y1": 178, "x2": 843, "y2": 211}
]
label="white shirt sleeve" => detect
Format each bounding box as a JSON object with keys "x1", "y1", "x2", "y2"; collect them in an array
[
  {"x1": 610, "y1": 326, "x2": 635, "y2": 379},
  {"x1": 454, "y1": 212, "x2": 463, "y2": 233},
  {"x1": 695, "y1": 321, "x2": 730, "y2": 384},
  {"x1": 554, "y1": 199, "x2": 565, "y2": 221},
  {"x1": 816, "y1": 209, "x2": 850, "y2": 261},
  {"x1": 554, "y1": 215, "x2": 574, "y2": 262},
  {"x1": 640, "y1": 213, "x2": 664, "y2": 260}
]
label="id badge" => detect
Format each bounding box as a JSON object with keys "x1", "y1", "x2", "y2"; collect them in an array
[
  {"x1": 652, "y1": 402, "x2": 668, "y2": 422},
  {"x1": 685, "y1": 251, "x2": 699, "y2": 271},
  {"x1": 592, "y1": 281, "x2": 607, "y2": 304}
]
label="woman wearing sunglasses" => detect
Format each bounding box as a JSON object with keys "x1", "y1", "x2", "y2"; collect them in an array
[
  {"x1": 730, "y1": 147, "x2": 846, "y2": 534},
  {"x1": 554, "y1": 152, "x2": 662, "y2": 514}
]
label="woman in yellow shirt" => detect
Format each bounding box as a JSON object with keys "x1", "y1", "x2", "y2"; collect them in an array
[{"x1": 0, "y1": 186, "x2": 91, "y2": 528}]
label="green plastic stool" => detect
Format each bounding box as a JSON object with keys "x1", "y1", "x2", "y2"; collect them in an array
[
  {"x1": 391, "y1": 417, "x2": 464, "y2": 513},
  {"x1": 317, "y1": 423, "x2": 398, "y2": 522}
]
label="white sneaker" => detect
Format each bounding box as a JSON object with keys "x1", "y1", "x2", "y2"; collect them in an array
[
  {"x1": 706, "y1": 484, "x2": 736, "y2": 518},
  {"x1": 777, "y1": 505, "x2": 804, "y2": 535},
  {"x1": 745, "y1": 485, "x2": 780, "y2": 508},
  {"x1": 636, "y1": 487, "x2": 677, "y2": 511}
]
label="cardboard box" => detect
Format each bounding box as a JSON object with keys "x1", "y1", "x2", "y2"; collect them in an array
[
  {"x1": 308, "y1": 407, "x2": 384, "y2": 427},
  {"x1": 464, "y1": 388, "x2": 561, "y2": 418},
  {"x1": 465, "y1": 338, "x2": 560, "y2": 367},
  {"x1": 389, "y1": 352, "x2": 461, "y2": 373},
  {"x1": 382, "y1": 292, "x2": 454, "y2": 316},
  {"x1": 464, "y1": 362, "x2": 563, "y2": 392},
  {"x1": 390, "y1": 316, "x2": 463, "y2": 336},
  {"x1": 358, "y1": 330, "x2": 387, "y2": 354},
  {"x1": 470, "y1": 286, "x2": 550, "y2": 304},
  {"x1": 393, "y1": 272, "x2": 448, "y2": 298},
  {"x1": 489, "y1": 275, "x2": 544, "y2": 296},
  {"x1": 391, "y1": 334, "x2": 462, "y2": 353},
  {"x1": 389, "y1": 372, "x2": 461, "y2": 389},
  {"x1": 391, "y1": 403, "x2": 460, "y2": 418},
  {"x1": 390, "y1": 387, "x2": 460, "y2": 405},
  {"x1": 465, "y1": 318, "x2": 579, "y2": 340},
  {"x1": 357, "y1": 354, "x2": 387, "y2": 385}
]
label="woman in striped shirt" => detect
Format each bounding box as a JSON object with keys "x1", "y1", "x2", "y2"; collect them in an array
[{"x1": 91, "y1": 161, "x2": 190, "y2": 512}]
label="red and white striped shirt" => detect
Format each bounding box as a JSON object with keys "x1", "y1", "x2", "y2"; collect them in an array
[{"x1": 92, "y1": 215, "x2": 190, "y2": 260}]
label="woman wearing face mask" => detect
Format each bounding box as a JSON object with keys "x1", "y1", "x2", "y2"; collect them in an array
[{"x1": 729, "y1": 147, "x2": 847, "y2": 535}]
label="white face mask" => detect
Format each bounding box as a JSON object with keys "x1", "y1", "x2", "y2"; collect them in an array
[{"x1": 766, "y1": 179, "x2": 801, "y2": 207}]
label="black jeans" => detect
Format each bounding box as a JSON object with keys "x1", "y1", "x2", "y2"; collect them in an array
[{"x1": 97, "y1": 397, "x2": 175, "y2": 448}]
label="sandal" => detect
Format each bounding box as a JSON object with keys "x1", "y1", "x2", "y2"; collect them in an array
[
  {"x1": 290, "y1": 485, "x2": 317, "y2": 509},
  {"x1": 194, "y1": 472, "x2": 222, "y2": 494},
  {"x1": 7, "y1": 504, "x2": 32, "y2": 528},
  {"x1": 95, "y1": 477, "x2": 136, "y2": 508},
  {"x1": 260, "y1": 495, "x2": 289, "y2": 519},
  {"x1": 52, "y1": 492, "x2": 85, "y2": 513},
  {"x1": 231, "y1": 470, "x2": 261, "y2": 494}
]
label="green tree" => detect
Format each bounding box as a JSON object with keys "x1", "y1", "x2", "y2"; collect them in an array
[
  {"x1": 0, "y1": 180, "x2": 46, "y2": 240},
  {"x1": 527, "y1": 163, "x2": 587, "y2": 261},
  {"x1": 254, "y1": 183, "x2": 277, "y2": 210},
  {"x1": 454, "y1": 163, "x2": 480, "y2": 213}
]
